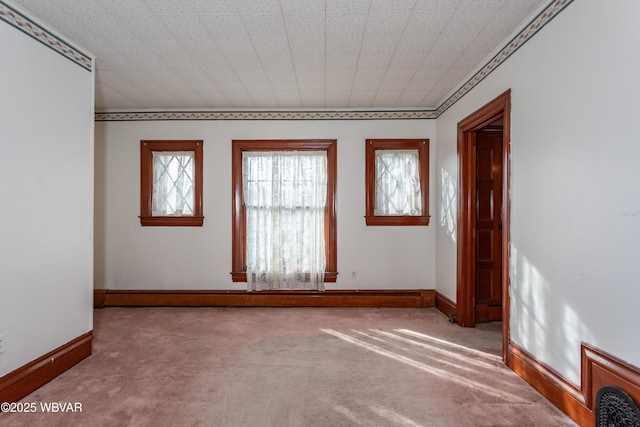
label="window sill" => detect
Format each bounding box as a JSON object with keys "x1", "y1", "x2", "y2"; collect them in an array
[
  {"x1": 231, "y1": 271, "x2": 338, "y2": 283},
  {"x1": 139, "y1": 216, "x2": 204, "y2": 226},
  {"x1": 365, "y1": 215, "x2": 430, "y2": 226}
]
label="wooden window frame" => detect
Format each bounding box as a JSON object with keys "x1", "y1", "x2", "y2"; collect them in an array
[
  {"x1": 231, "y1": 139, "x2": 338, "y2": 283},
  {"x1": 140, "y1": 140, "x2": 204, "y2": 226},
  {"x1": 365, "y1": 138, "x2": 430, "y2": 226}
]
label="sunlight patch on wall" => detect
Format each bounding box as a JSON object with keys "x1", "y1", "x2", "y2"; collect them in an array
[
  {"x1": 440, "y1": 168, "x2": 457, "y2": 242},
  {"x1": 510, "y1": 245, "x2": 591, "y2": 386},
  {"x1": 558, "y1": 304, "x2": 587, "y2": 384},
  {"x1": 510, "y1": 245, "x2": 549, "y2": 354}
]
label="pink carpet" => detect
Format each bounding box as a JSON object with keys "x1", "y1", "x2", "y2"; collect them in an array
[{"x1": 1, "y1": 307, "x2": 576, "y2": 426}]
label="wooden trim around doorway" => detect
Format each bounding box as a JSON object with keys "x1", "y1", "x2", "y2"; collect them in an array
[{"x1": 456, "y1": 89, "x2": 511, "y2": 362}]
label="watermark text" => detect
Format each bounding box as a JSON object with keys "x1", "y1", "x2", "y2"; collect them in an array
[{"x1": 1, "y1": 401, "x2": 83, "y2": 413}]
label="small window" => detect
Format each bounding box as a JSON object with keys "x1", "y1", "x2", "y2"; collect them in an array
[
  {"x1": 140, "y1": 140, "x2": 203, "y2": 226},
  {"x1": 365, "y1": 138, "x2": 430, "y2": 226}
]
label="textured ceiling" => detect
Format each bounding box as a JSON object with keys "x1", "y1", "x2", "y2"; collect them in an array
[{"x1": 11, "y1": 0, "x2": 547, "y2": 111}]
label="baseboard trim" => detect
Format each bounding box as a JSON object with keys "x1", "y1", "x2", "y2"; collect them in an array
[
  {"x1": 509, "y1": 342, "x2": 640, "y2": 427},
  {"x1": 94, "y1": 289, "x2": 436, "y2": 308},
  {"x1": 0, "y1": 332, "x2": 93, "y2": 404},
  {"x1": 94, "y1": 289, "x2": 106, "y2": 308},
  {"x1": 435, "y1": 291, "x2": 456, "y2": 319},
  {"x1": 508, "y1": 342, "x2": 592, "y2": 425},
  {"x1": 581, "y1": 342, "x2": 640, "y2": 410}
]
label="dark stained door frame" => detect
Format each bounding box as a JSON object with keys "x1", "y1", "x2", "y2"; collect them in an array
[{"x1": 456, "y1": 89, "x2": 511, "y2": 362}]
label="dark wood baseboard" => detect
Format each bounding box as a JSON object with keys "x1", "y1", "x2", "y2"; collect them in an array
[
  {"x1": 435, "y1": 291, "x2": 456, "y2": 320},
  {"x1": 508, "y1": 342, "x2": 592, "y2": 425},
  {"x1": 581, "y1": 343, "x2": 640, "y2": 410},
  {"x1": 508, "y1": 342, "x2": 640, "y2": 427},
  {"x1": 94, "y1": 289, "x2": 436, "y2": 308},
  {"x1": 0, "y1": 332, "x2": 93, "y2": 404},
  {"x1": 94, "y1": 289, "x2": 106, "y2": 308}
]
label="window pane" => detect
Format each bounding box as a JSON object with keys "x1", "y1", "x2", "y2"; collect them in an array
[
  {"x1": 374, "y1": 149, "x2": 422, "y2": 216},
  {"x1": 152, "y1": 151, "x2": 194, "y2": 216},
  {"x1": 242, "y1": 151, "x2": 327, "y2": 290}
]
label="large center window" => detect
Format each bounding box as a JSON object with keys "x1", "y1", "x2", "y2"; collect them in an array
[{"x1": 231, "y1": 140, "x2": 337, "y2": 291}]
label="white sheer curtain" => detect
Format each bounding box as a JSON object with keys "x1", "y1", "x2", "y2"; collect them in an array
[
  {"x1": 152, "y1": 151, "x2": 194, "y2": 216},
  {"x1": 243, "y1": 151, "x2": 327, "y2": 291},
  {"x1": 375, "y1": 149, "x2": 422, "y2": 215}
]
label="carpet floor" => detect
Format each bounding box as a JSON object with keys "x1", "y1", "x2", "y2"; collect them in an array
[{"x1": 1, "y1": 307, "x2": 576, "y2": 426}]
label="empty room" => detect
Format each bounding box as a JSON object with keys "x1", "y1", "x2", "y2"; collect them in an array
[{"x1": 1, "y1": 0, "x2": 639, "y2": 426}]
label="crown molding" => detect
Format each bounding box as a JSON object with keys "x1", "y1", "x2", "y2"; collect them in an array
[
  {"x1": 436, "y1": 0, "x2": 573, "y2": 116},
  {"x1": 94, "y1": 0, "x2": 573, "y2": 122},
  {"x1": 94, "y1": 109, "x2": 437, "y2": 122},
  {"x1": 1, "y1": 0, "x2": 571, "y2": 120},
  {"x1": 0, "y1": 1, "x2": 93, "y2": 71}
]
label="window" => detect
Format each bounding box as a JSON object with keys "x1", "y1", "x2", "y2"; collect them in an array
[
  {"x1": 231, "y1": 140, "x2": 337, "y2": 288},
  {"x1": 140, "y1": 140, "x2": 203, "y2": 226},
  {"x1": 365, "y1": 138, "x2": 430, "y2": 226}
]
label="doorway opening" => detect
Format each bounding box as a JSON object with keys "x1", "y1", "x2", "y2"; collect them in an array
[{"x1": 456, "y1": 90, "x2": 511, "y2": 362}]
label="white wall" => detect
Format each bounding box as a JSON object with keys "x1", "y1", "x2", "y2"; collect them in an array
[
  {"x1": 435, "y1": 0, "x2": 640, "y2": 386},
  {"x1": 0, "y1": 12, "x2": 94, "y2": 375},
  {"x1": 95, "y1": 119, "x2": 436, "y2": 291}
]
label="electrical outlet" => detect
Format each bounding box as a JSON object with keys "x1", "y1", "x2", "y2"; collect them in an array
[{"x1": 0, "y1": 335, "x2": 5, "y2": 354}]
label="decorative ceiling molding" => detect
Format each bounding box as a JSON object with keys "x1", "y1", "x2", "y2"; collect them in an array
[
  {"x1": 95, "y1": 0, "x2": 573, "y2": 122},
  {"x1": 0, "y1": 0, "x2": 92, "y2": 71},
  {"x1": 94, "y1": 110, "x2": 437, "y2": 122},
  {"x1": 0, "y1": 0, "x2": 573, "y2": 119},
  {"x1": 436, "y1": 0, "x2": 573, "y2": 116}
]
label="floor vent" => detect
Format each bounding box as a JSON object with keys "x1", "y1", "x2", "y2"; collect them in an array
[{"x1": 596, "y1": 386, "x2": 640, "y2": 427}]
